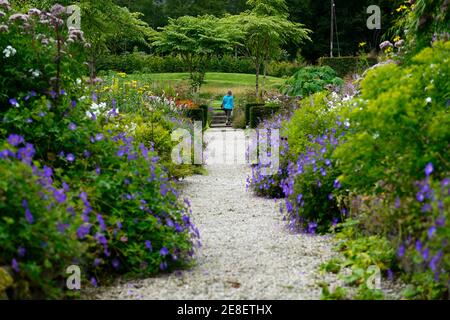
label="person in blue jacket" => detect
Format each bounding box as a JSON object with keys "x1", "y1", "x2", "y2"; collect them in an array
[{"x1": 221, "y1": 90, "x2": 234, "y2": 126}]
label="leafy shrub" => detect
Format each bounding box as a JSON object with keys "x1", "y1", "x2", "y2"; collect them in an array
[
  {"x1": 318, "y1": 56, "x2": 377, "y2": 77},
  {"x1": 334, "y1": 41, "x2": 450, "y2": 196},
  {"x1": 245, "y1": 103, "x2": 265, "y2": 126},
  {"x1": 279, "y1": 92, "x2": 350, "y2": 233},
  {"x1": 249, "y1": 105, "x2": 280, "y2": 129},
  {"x1": 281, "y1": 66, "x2": 344, "y2": 97},
  {"x1": 232, "y1": 107, "x2": 246, "y2": 129},
  {"x1": 0, "y1": 4, "x2": 87, "y2": 106},
  {"x1": 330, "y1": 41, "x2": 450, "y2": 299},
  {"x1": 0, "y1": 147, "x2": 84, "y2": 299},
  {"x1": 0, "y1": 4, "x2": 199, "y2": 299},
  {"x1": 266, "y1": 60, "x2": 303, "y2": 78},
  {"x1": 392, "y1": 0, "x2": 450, "y2": 57},
  {"x1": 320, "y1": 220, "x2": 397, "y2": 300}
]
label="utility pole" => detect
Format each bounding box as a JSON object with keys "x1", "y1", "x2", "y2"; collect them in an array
[{"x1": 330, "y1": 0, "x2": 334, "y2": 57}]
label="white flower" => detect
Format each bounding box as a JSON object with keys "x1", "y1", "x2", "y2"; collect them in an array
[
  {"x1": 29, "y1": 69, "x2": 41, "y2": 78},
  {"x1": 3, "y1": 45, "x2": 16, "y2": 58},
  {"x1": 426, "y1": 97, "x2": 432, "y2": 104},
  {"x1": 76, "y1": 78, "x2": 82, "y2": 85}
]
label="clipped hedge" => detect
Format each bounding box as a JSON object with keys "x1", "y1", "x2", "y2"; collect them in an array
[
  {"x1": 186, "y1": 108, "x2": 207, "y2": 128},
  {"x1": 98, "y1": 53, "x2": 301, "y2": 77},
  {"x1": 318, "y1": 56, "x2": 377, "y2": 77},
  {"x1": 198, "y1": 105, "x2": 209, "y2": 127},
  {"x1": 249, "y1": 105, "x2": 280, "y2": 129},
  {"x1": 245, "y1": 103, "x2": 266, "y2": 126}
]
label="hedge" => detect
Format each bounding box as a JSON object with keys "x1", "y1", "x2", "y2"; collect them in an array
[
  {"x1": 185, "y1": 108, "x2": 206, "y2": 128},
  {"x1": 97, "y1": 52, "x2": 302, "y2": 78},
  {"x1": 245, "y1": 103, "x2": 266, "y2": 126},
  {"x1": 198, "y1": 105, "x2": 209, "y2": 127},
  {"x1": 249, "y1": 105, "x2": 280, "y2": 129},
  {"x1": 317, "y1": 56, "x2": 378, "y2": 77}
]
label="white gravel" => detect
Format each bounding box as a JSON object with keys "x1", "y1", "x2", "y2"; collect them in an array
[{"x1": 88, "y1": 129, "x2": 403, "y2": 300}]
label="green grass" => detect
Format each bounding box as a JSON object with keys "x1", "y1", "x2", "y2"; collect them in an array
[{"x1": 108, "y1": 72, "x2": 284, "y2": 98}]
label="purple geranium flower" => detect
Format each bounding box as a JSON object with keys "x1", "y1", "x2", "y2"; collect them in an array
[
  {"x1": 69, "y1": 122, "x2": 77, "y2": 130},
  {"x1": 425, "y1": 163, "x2": 433, "y2": 176},
  {"x1": 333, "y1": 179, "x2": 341, "y2": 189},
  {"x1": 145, "y1": 240, "x2": 152, "y2": 251},
  {"x1": 112, "y1": 259, "x2": 120, "y2": 269},
  {"x1": 159, "y1": 262, "x2": 168, "y2": 271},
  {"x1": 11, "y1": 258, "x2": 19, "y2": 273},
  {"x1": 9, "y1": 98, "x2": 19, "y2": 107},
  {"x1": 7, "y1": 134, "x2": 24, "y2": 146},
  {"x1": 427, "y1": 226, "x2": 436, "y2": 239},
  {"x1": 97, "y1": 214, "x2": 107, "y2": 231},
  {"x1": 422, "y1": 247, "x2": 430, "y2": 261},
  {"x1": 397, "y1": 245, "x2": 405, "y2": 257},
  {"x1": 53, "y1": 189, "x2": 67, "y2": 204},
  {"x1": 76, "y1": 223, "x2": 91, "y2": 239},
  {"x1": 66, "y1": 153, "x2": 75, "y2": 162},
  {"x1": 17, "y1": 247, "x2": 26, "y2": 257},
  {"x1": 159, "y1": 247, "x2": 169, "y2": 256}
]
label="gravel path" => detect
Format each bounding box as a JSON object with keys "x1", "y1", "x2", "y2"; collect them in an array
[
  {"x1": 91, "y1": 128, "x2": 336, "y2": 299},
  {"x1": 90, "y1": 128, "x2": 403, "y2": 300}
]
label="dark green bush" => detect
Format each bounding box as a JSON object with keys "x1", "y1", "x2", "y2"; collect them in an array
[
  {"x1": 186, "y1": 108, "x2": 206, "y2": 128},
  {"x1": 249, "y1": 105, "x2": 280, "y2": 129},
  {"x1": 0, "y1": 5, "x2": 199, "y2": 299},
  {"x1": 0, "y1": 156, "x2": 85, "y2": 299},
  {"x1": 318, "y1": 56, "x2": 377, "y2": 77},
  {"x1": 267, "y1": 60, "x2": 303, "y2": 78},
  {"x1": 281, "y1": 66, "x2": 344, "y2": 97},
  {"x1": 332, "y1": 41, "x2": 450, "y2": 298},
  {"x1": 198, "y1": 105, "x2": 209, "y2": 127},
  {"x1": 245, "y1": 103, "x2": 265, "y2": 126},
  {"x1": 97, "y1": 53, "x2": 301, "y2": 77}
]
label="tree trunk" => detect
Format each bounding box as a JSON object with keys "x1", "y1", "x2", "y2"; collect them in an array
[
  {"x1": 255, "y1": 62, "x2": 260, "y2": 98},
  {"x1": 263, "y1": 57, "x2": 268, "y2": 94}
]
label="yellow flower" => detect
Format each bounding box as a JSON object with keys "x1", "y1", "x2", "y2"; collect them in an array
[
  {"x1": 117, "y1": 72, "x2": 127, "y2": 78},
  {"x1": 396, "y1": 4, "x2": 408, "y2": 12},
  {"x1": 112, "y1": 77, "x2": 119, "y2": 93},
  {"x1": 359, "y1": 42, "x2": 367, "y2": 48},
  {"x1": 393, "y1": 36, "x2": 401, "y2": 42}
]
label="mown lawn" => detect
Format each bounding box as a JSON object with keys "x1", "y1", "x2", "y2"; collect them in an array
[{"x1": 108, "y1": 72, "x2": 283, "y2": 98}]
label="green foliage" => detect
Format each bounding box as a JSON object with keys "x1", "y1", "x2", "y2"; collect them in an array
[
  {"x1": 249, "y1": 105, "x2": 280, "y2": 128},
  {"x1": 0, "y1": 6, "x2": 86, "y2": 105},
  {"x1": 245, "y1": 103, "x2": 265, "y2": 126},
  {"x1": 328, "y1": 41, "x2": 450, "y2": 299},
  {"x1": 280, "y1": 92, "x2": 348, "y2": 232},
  {"x1": 226, "y1": 8, "x2": 311, "y2": 95},
  {"x1": 0, "y1": 158, "x2": 85, "y2": 299},
  {"x1": 266, "y1": 60, "x2": 303, "y2": 78},
  {"x1": 391, "y1": 0, "x2": 450, "y2": 56},
  {"x1": 153, "y1": 15, "x2": 243, "y2": 91},
  {"x1": 334, "y1": 41, "x2": 450, "y2": 193},
  {"x1": 281, "y1": 66, "x2": 343, "y2": 97},
  {"x1": 0, "y1": 4, "x2": 198, "y2": 299},
  {"x1": 320, "y1": 220, "x2": 396, "y2": 300},
  {"x1": 318, "y1": 56, "x2": 378, "y2": 78}
]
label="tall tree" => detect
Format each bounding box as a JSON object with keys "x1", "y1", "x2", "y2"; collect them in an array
[
  {"x1": 153, "y1": 15, "x2": 244, "y2": 91},
  {"x1": 227, "y1": 0, "x2": 311, "y2": 96}
]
